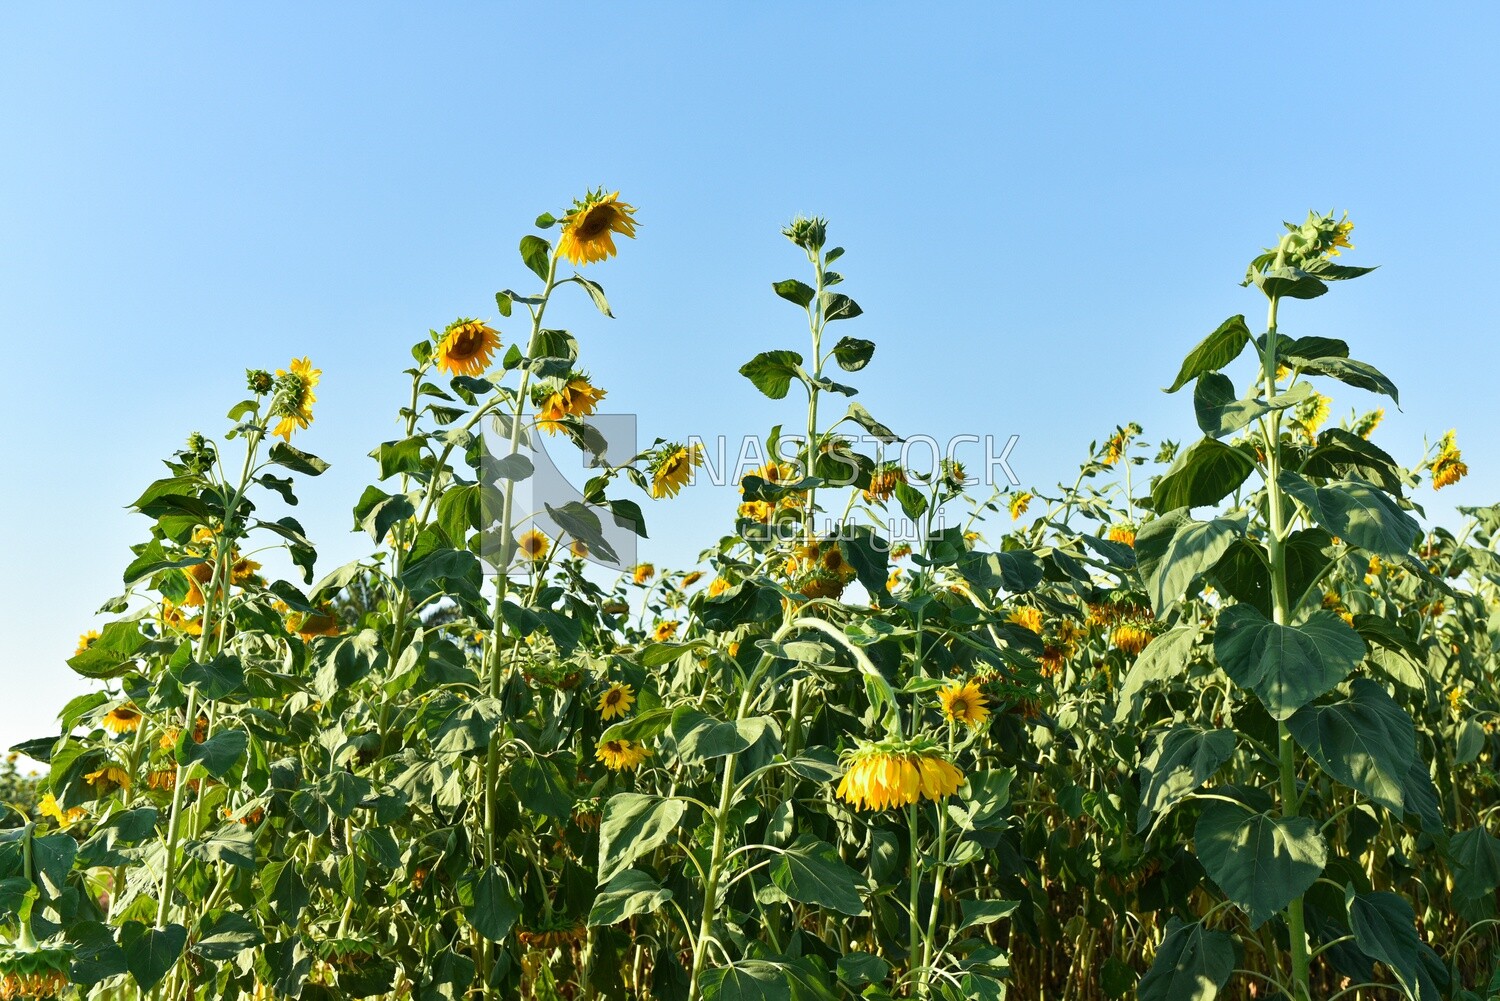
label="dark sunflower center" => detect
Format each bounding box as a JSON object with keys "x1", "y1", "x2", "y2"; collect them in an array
[
  {"x1": 576, "y1": 206, "x2": 612, "y2": 238},
  {"x1": 606, "y1": 690, "x2": 622, "y2": 706},
  {"x1": 452, "y1": 328, "x2": 482, "y2": 355},
  {"x1": 952, "y1": 698, "x2": 969, "y2": 714}
]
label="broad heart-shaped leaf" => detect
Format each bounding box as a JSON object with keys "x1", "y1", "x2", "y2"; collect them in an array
[
  {"x1": 1137, "y1": 725, "x2": 1235, "y2": 831},
  {"x1": 770, "y1": 838, "x2": 866, "y2": 916},
  {"x1": 1287, "y1": 679, "x2": 1416, "y2": 813},
  {"x1": 599, "y1": 793, "x2": 687, "y2": 883},
  {"x1": 1194, "y1": 373, "x2": 1312, "y2": 438},
  {"x1": 739, "y1": 350, "x2": 805, "y2": 400},
  {"x1": 1449, "y1": 826, "x2": 1500, "y2": 894},
  {"x1": 1115, "y1": 624, "x2": 1198, "y2": 724},
  {"x1": 1195, "y1": 802, "x2": 1327, "y2": 928},
  {"x1": 192, "y1": 909, "x2": 263, "y2": 961},
  {"x1": 1136, "y1": 917, "x2": 1234, "y2": 1001},
  {"x1": 1150, "y1": 438, "x2": 1255, "y2": 513},
  {"x1": 1314, "y1": 480, "x2": 1420, "y2": 558},
  {"x1": 1346, "y1": 889, "x2": 1426, "y2": 1000},
  {"x1": 1165, "y1": 314, "x2": 1251, "y2": 393},
  {"x1": 1145, "y1": 513, "x2": 1244, "y2": 614},
  {"x1": 700, "y1": 960, "x2": 793, "y2": 1001},
  {"x1": 461, "y1": 866, "x2": 519, "y2": 941},
  {"x1": 1208, "y1": 530, "x2": 1335, "y2": 620},
  {"x1": 1293, "y1": 354, "x2": 1401, "y2": 404},
  {"x1": 1212, "y1": 605, "x2": 1365, "y2": 719},
  {"x1": 182, "y1": 728, "x2": 248, "y2": 778},
  {"x1": 831, "y1": 336, "x2": 875, "y2": 372},
  {"x1": 772, "y1": 278, "x2": 815, "y2": 307},
  {"x1": 518, "y1": 234, "x2": 550, "y2": 281},
  {"x1": 588, "y1": 869, "x2": 674, "y2": 927},
  {"x1": 119, "y1": 921, "x2": 187, "y2": 991}
]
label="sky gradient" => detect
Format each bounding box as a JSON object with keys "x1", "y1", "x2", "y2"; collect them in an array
[{"x1": 2, "y1": 3, "x2": 1497, "y2": 751}]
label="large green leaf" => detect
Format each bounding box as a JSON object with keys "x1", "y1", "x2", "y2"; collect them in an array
[
  {"x1": 701, "y1": 961, "x2": 792, "y2": 1001},
  {"x1": 739, "y1": 351, "x2": 805, "y2": 400},
  {"x1": 192, "y1": 909, "x2": 263, "y2": 962},
  {"x1": 1194, "y1": 374, "x2": 1311, "y2": 438},
  {"x1": 462, "y1": 866, "x2": 519, "y2": 942},
  {"x1": 1293, "y1": 355, "x2": 1400, "y2": 404},
  {"x1": 1145, "y1": 514, "x2": 1244, "y2": 614},
  {"x1": 1114, "y1": 624, "x2": 1198, "y2": 723},
  {"x1": 1286, "y1": 679, "x2": 1416, "y2": 813},
  {"x1": 1164, "y1": 315, "x2": 1251, "y2": 393},
  {"x1": 1136, "y1": 917, "x2": 1234, "y2": 1001},
  {"x1": 1450, "y1": 827, "x2": 1500, "y2": 894},
  {"x1": 1137, "y1": 726, "x2": 1235, "y2": 831},
  {"x1": 599, "y1": 793, "x2": 687, "y2": 882},
  {"x1": 588, "y1": 869, "x2": 674, "y2": 927},
  {"x1": 1346, "y1": 889, "x2": 1425, "y2": 1000},
  {"x1": 1314, "y1": 480, "x2": 1420, "y2": 557},
  {"x1": 1195, "y1": 802, "x2": 1326, "y2": 928},
  {"x1": 119, "y1": 921, "x2": 187, "y2": 991},
  {"x1": 769, "y1": 838, "x2": 865, "y2": 916},
  {"x1": 1212, "y1": 605, "x2": 1365, "y2": 719},
  {"x1": 1150, "y1": 438, "x2": 1255, "y2": 513}
]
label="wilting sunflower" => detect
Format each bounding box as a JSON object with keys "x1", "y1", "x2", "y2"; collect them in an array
[
  {"x1": 1295, "y1": 392, "x2": 1332, "y2": 440},
  {"x1": 707, "y1": 576, "x2": 729, "y2": 598},
  {"x1": 1102, "y1": 424, "x2": 1139, "y2": 466},
  {"x1": 269, "y1": 357, "x2": 320, "y2": 441},
  {"x1": 596, "y1": 738, "x2": 651, "y2": 771},
  {"x1": 535, "y1": 374, "x2": 607, "y2": 434},
  {"x1": 835, "y1": 737, "x2": 965, "y2": 811},
  {"x1": 1111, "y1": 623, "x2": 1154, "y2": 656},
  {"x1": 38, "y1": 793, "x2": 85, "y2": 828},
  {"x1": 1327, "y1": 218, "x2": 1355, "y2": 256},
  {"x1": 569, "y1": 539, "x2": 589, "y2": 559},
  {"x1": 1007, "y1": 607, "x2": 1043, "y2": 634},
  {"x1": 519, "y1": 529, "x2": 552, "y2": 562},
  {"x1": 0, "y1": 946, "x2": 73, "y2": 1000},
  {"x1": 863, "y1": 462, "x2": 906, "y2": 503},
  {"x1": 633, "y1": 563, "x2": 655, "y2": 585},
  {"x1": 938, "y1": 680, "x2": 990, "y2": 728},
  {"x1": 653, "y1": 620, "x2": 680, "y2": 642},
  {"x1": 1431, "y1": 430, "x2": 1468, "y2": 490},
  {"x1": 1107, "y1": 523, "x2": 1136, "y2": 546},
  {"x1": 649, "y1": 442, "x2": 703, "y2": 498},
  {"x1": 74, "y1": 630, "x2": 100, "y2": 656},
  {"x1": 890, "y1": 541, "x2": 913, "y2": 559},
  {"x1": 101, "y1": 705, "x2": 143, "y2": 735},
  {"x1": 680, "y1": 570, "x2": 704, "y2": 588},
  {"x1": 1351, "y1": 407, "x2": 1384, "y2": 440},
  {"x1": 84, "y1": 766, "x2": 131, "y2": 793},
  {"x1": 283, "y1": 601, "x2": 340, "y2": 640},
  {"x1": 1008, "y1": 492, "x2": 1032, "y2": 520},
  {"x1": 435, "y1": 319, "x2": 502, "y2": 377},
  {"x1": 596, "y1": 682, "x2": 636, "y2": 721},
  {"x1": 557, "y1": 190, "x2": 638, "y2": 266}
]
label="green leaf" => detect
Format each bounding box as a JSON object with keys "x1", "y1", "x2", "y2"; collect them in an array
[
  {"x1": 588, "y1": 869, "x2": 673, "y2": 927},
  {"x1": 1293, "y1": 355, "x2": 1400, "y2": 404},
  {"x1": 1136, "y1": 917, "x2": 1234, "y2": 1001},
  {"x1": 1164, "y1": 315, "x2": 1251, "y2": 393},
  {"x1": 1253, "y1": 266, "x2": 1328, "y2": 300},
  {"x1": 772, "y1": 279, "x2": 815, "y2": 307},
  {"x1": 519, "y1": 235, "x2": 551, "y2": 281},
  {"x1": 700, "y1": 960, "x2": 794, "y2": 1001},
  {"x1": 1346, "y1": 888, "x2": 1425, "y2": 1000},
  {"x1": 353, "y1": 485, "x2": 415, "y2": 543},
  {"x1": 1286, "y1": 679, "x2": 1416, "y2": 813},
  {"x1": 599, "y1": 706, "x2": 674, "y2": 745},
  {"x1": 1195, "y1": 801, "x2": 1326, "y2": 927},
  {"x1": 957, "y1": 898, "x2": 1018, "y2": 932},
  {"x1": 182, "y1": 728, "x2": 248, "y2": 778},
  {"x1": 1194, "y1": 373, "x2": 1312, "y2": 438},
  {"x1": 119, "y1": 921, "x2": 187, "y2": 991},
  {"x1": 1150, "y1": 438, "x2": 1254, "y2": 513},
  {"x1": 1313, "y1": 480, "x2": 1420, "y2": 558},
  {"x1": 820, "y1": 291, "x2": 862, "y2": 321},
  {"x1": 545, "y1": 501, "x2": 620, "y2": 564},
  {"x1": 463, "y1": 866, "x2": 519, "y2": 942},
  {"x1": 192, "y1": 910, "x2": 262, "y2": 963},
  {"x1": 318, "y1": 770, "x2": 374, "y2": 818},
  {"x1": 1137, "y1": 726, "x2": 1235, "y2": 831},
  {"x1": 1115, "y1": 625, "x2": 1198, "y2": 724},
  {"x1": 180, "y1": 653, "x2": 245, "y2": 701},
  {"x1": 831, "y1": 336, "x2": 875, "y2": 372},
  {"x1": 739, "y1": 351, "x2": 805, "y2": 400},
  {"x1": 512, "y1": 756, "x2": 572, "y2": 819},
  {"x1": 185, "y1": 823, "x2": 257, "y2": 870},
  {"x1": 1145, "y1": 514, "x2": 1244, "y2": 614},
  {"x1": 671, "y1": 708, "x2": 751, "y2": 762},
  {"x1": 1303, "y1": 429, "x2": 1404, "y2": 495},
  {"x1": 599, "y1": 793, "x2": 687, "y2": 883},
  {"x1": 843, "y1": 401, "x2": 900, "y2": 443},
  {"x1": 1213, "y1": 605, "x2": 1365, "y2": 719},
  {"x1": 370, "y1": 436, "x2": 428, "y2": 480},
  {"x1": 572, "y1": 274, "x2": 613, "y2": 316},
  {"x1": 770, "y1": 838, "x2": 866, "y2": 916},
  {"x1": 1450, "y1": 827, "x2": 1500, "y2": 894},
  {"x1": 268, "y1": 442, "x2": 329, "y2": 476},
  {"x1": 835, "y1": 952, "x2": 890, "y2": 987}
]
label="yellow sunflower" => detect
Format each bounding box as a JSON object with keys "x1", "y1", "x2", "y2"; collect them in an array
[
  {"x1": 633, "y1": 564, "x2": 655, "y2": 585},
  {"x1": 596, "y1": 738, "x2": 651, "y2": 771},
  {"x1": 1008, "y1": 492, "x2": 1032, "y2": 520},
  {"x1": 101, "y1": 705, "x2": 143, "y2": 735},
  {"x1": 835, "y1": 739, "x2": 964, "y2": 811},
  {"x1": 557, "y1": 190, "x2": 638, "y2": 266},
  {"x1": 535, "y1": 375, "x2": 607, "y2": 434},
  {"x1": 1352, "y1": 408, "x2": 1384, "y2": 440},
  {"x1": 84, "y1": 766, "x2": 131, "y2": 793},
  {"x1": 519, "y1": 529, "x2": 552, "y2": 562},
  {"x1": 653, "y1": 620, "x2": 680, "y2": 642},
  {"x1": 285, "y1": 602, "x2": 340, "y2": 640},
  {"x1": 38, "y1": 792, "x2": 85, "y2": 828},
  {"x1": 680, "y1": 570, "x2": 704, "y2": 588},
  {"x1": 649, "y1": 443, "x2": 703, "y2": 499},
  {"x1": 74, "y1": 630, "x2": 100, "y2": 656},
  {"x1": 1111, "y1": 623, "x2": 1154, "y2": 656},
  {"x1": 938, "y1": 680, "x2": 990, "y2": 728},
  {"x1": 0, "y1": 945, "x2": 72, "y2": 999},
  {"x1": 1295, "y1": 392, "x2": 1332, "y2": 440},
  {"x1": 707, "y1": 576, "x2": 729, "y2": 598},
  {"x1": 596, "y1": 682, "x2": 636, "y2": 721},
  {"x1": 1327, "y1": 218, "x2": 1355, "y2": 257},
  {"x1": 1007, "y1": 607, "x2": 1043, "y2": 634},
  {"x1": 1431, "y1": 430, "x2": 1468, "y2": 490},
  {"x1": 159, "y1": 599, "x2": 203, "y2": 636},
  {"x1": 435, "y1": 319, "x2": 502, "y2": 377},
  {"x1": 1107, "y1": 523, "x2": 1136, "y2": 547},
  {"x1": 270, "y1": 357, "x2": 321, "y2": 440},
  {"x1": 569, "y1": 539, "x2": 589, "y2": 559},
  {"x1": 863, "y1": 463, "x2": 906, "y2": 504}
]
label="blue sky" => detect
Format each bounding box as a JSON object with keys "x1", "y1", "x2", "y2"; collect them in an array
[{"x1": 2, "y1": 4, "x2": 1496, "y2": 751}]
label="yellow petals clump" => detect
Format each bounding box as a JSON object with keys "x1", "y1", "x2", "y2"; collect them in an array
[
  {"x1": 558, "y1": 190, "x2": 638, "y2": 266},
  {"x1": 596, "y1": 738, "x2": 651, "y2": 771},
  {"x1": 1107, "y1": 523, "x2": 1136, "y2": 546},
  {"x1": 707, "y1": 576, "x2": 730, "y2": 598},
  {"x1": 596, "y1": 682, "x2": 636, "y2": 721},
  {"x1": 1008, "y1": 607, "x2": 1043, "y2": 634},
  {"x1": 74, "y1": 630, "x2": 100, "y2": 656},
  {"x1": 270, "y1": 357, "x2": 321, "y2": 441},
  {"x1": 84, "y1": 766, "x2": 131, "y2": 793},
  {"x1": 38, "y1": 793, "x2": 85, "y2": 828},
  {"x1": 102, "y1": 705, "x2": 143, "y2": 735},
  {"x1": 536, "y1": 375, "x2": 606, "y2": 434},
  {"x1": 1431, "y1": 430, "x2": 1468, "y2": 490},
  {"x1": 633, "y1": 564, "x2": 655, "y2": 585},
  {"x1": 938, "y1": 680, "x2": 990, "y2": 729},
  {"x1": 650, "y1": 443, "x2": 703, "y2": 499},
  {"x1": 519, "y1": 529, "x2": 552, "y2": 562},
  {"x1": 1111, "y1": 623, "x2": 1154, "y2": 656},
  {"x1": 1008, "y1": 492, "x2": 1032, "y2": 520},
  {"x1": 836, "y1": 740, "x2": 964, "y2": 811},
  {"x1": 653, "y1": 620, "x2": 680, "y2": 642},
  {"x1": 435, "y1": 319, "x2": 502, "y2": 377},
  {"x1": 0, "y1": 947, "x2": 73, "y2": 999}
]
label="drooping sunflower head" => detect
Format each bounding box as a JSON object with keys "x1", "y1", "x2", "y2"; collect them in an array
[
  {"x1": 558, "y1": 190, "x2": 638, "y2": 266},
  {"x1": 84, "y1": 765, "x2": 132, "y2": 794},
  {"x1": 863, "y1": 462, "x2": 907, "y2": 503},
  {"x1": 1350, "y1": 408, "x2": 1384, "y2": 440},
  {"x1": 707, "y1": 576, "x2": 730, "y2": 598},
  {"x1": 38, "y1": 792, "x2": 85, "y2": 829},
  {"x1": 74, "y1": 630, "x2": 100, "y2": 656},
  {"x1": 680, "y1": 570, "x2": 704, "y2": 588},
  {"x1": 835, "y1": 737, "x2": 964, "y2": 811},
  {"x1": 596, "y1": 738, "x2": 651, "y2": 771},
  {"x1": 435, "y1": 319, "x2": 502, "y2": 378},
  {"x1": 269, "y1": 357, "x2": 321, "y2": 441},
  {"x1": 1327, "y1": 217, "x2": 1355, "y2": 257},
  {"x1": 596, "y1": 682, "x2": 636, "y2": 721},
  {"x1": 0, "y1": 945, "x2": 73, "y2": 1000},
  {"x1": 633, "y1": 563, "x2": 655, "y2": 585},
  {"x1": 285, "y1": 602, "x2": 340, "y2": 640},
  {"x1": 1007, "y1": 607, "x2": 1043, "y2": 634},
  {"x1": 1294, "y1": 392, "x2": 1332, "y2": 440},
  {"x1": 939, "y1": 458, "x2": 968, "y2": 493},
  {"x1": 1111, "y1": 622, "x2": 1155, "y2": 657},
  {"x1": 533, "y1": 372, "x2": 607, "y2": 434},
  {"x1": 1107, "y1": 522, "x2": 1137, "y2": 547},
  {"x1": 101, "y1": 705, "x2": 143, "y2": 735},
  {"x1": 1008, "y1": 492, "x2": 1033, "y2": 520},
  {"x1": 649, "y1": 443, "x2": 703, "y2": 499},
  {"x1": 519, "y1": 529, "x2": 552, "y2": 563},
  {"x1": 1431, "y1": 430, "x2": 1468, "y2": 490},
  {"x1": 1102, "y1": 423, "x2": 1141, "y2": 466},
  {"x1": 653, "y1": 620, "x2": 680, "y2": 642},
  {"x1": 938, "y1": 680, "x2": 990, "y2": 729},
  {"x1": 158, "y1": 599, "x2": 203, "y2": 637}
]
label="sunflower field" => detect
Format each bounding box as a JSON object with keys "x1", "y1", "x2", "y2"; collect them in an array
[{"x1": 3, "y1": 194, "x2": 1498, "y2": 1001}]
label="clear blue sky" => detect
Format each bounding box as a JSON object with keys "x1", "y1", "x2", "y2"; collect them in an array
[{"x1": 3, "y1": 4, "x2": 1496, "y2": 751}]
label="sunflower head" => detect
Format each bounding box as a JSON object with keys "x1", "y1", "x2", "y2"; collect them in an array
[
  {"x1": 74, "y1": 630, "x2": 101, "y2": 656},
  {"x1": 246, "y1": 368, "x2": 273, "y2": 395},
  {"x1": 938, "y1": 680, "x2": 991, "y2": 729},
  {"x1": 1008, "y1": 492, "x2": 1033, "y2": 520},
  {"x1": 596, "y1": 738, "x2": 651, "y2": 771},
  {"x1": 1350, "y1": 408, "x2": 1384, "y2": 440},
  {"x1": 782, "y1": 215, "x2": 828, "y2": 253},
  {"x1": 101, "y1": 705, "x2": 143, "y2": 735},
  {"x1": 653, "y1": 620, "x2": 680, "y2": 642},
  {"x1": 0, "y1": 946, "x2": 73, "y2": 1000},
  {"x1": 835, "y1": 736, "x2": 964, "y2": 811},
  {"x1": 707, "y1": 576, "x2": 730, "y2": 598},
  {"x1": 84, "y1": 765, "x2": 131, "y2": 794},
  {"x1": 863, "y1": 463, "x2": 907, "y2": 503},
  {"x1": 37, "y1": 792, "x2": 85, "y2": 829},
  {"x1": 1294, "y1": 392, "x2": 1332, "y2": 440},
  {"x1": 596, "y1": 682, "x2": 636, "y2": 721},
  {"x1": 1431, "y1": 430, "x2": 1468, "y2": 490},
  {"x1": 435, "y1": 319, "x2": 502, "y2": 378},
  {"x1": 533, "y1": 372, "x2": 607, "y2": 434},
  {"x1": 1111, "y1": 622, "x2": 1155, "y2": 657},
  {"x1": 558, "y1": 190, "x2": 638, "y2": 266},
  {"x1": 519, "y1": 529, "x2": 552, "y2": 563},
  {"x1": 633, "y1": 563, "x2": 655, "y2": 585},
  {"x1": 269, "y1": 357, "x2": 321, "y2": 441},
  {"x1": 1107, "y1": 523, "x2": 1136, "y2": 547},
  {"x1": 1007, "y1": 607, "x2": 1043, "y2": 634},
  {"x1": 649, "y1": 443, "x2": 703, "y2": 499}
]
